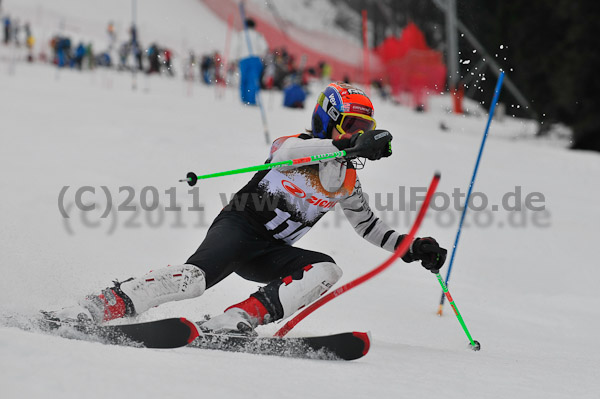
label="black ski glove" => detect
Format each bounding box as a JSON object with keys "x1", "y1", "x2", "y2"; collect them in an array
[
  {"x1": 402, "y1": 237, "x2": 447, "y2": 273},
  {"x1": 333, "y1": 129, "x2": 393, "y2": 161}
]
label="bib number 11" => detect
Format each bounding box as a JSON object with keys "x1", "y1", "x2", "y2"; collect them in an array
[{"x1": 264, "y1": 208, "x2": 310, "y2": 244}]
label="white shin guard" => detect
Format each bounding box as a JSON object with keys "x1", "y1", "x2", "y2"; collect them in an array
[
  {"x1": 119, "y1": 264, "x2": 206, "y2": 314},
  {"x1": 278, "y1": 262, "x2": 342, "y2": 319}
]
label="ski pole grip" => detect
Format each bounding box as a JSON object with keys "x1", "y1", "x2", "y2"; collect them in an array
[{"x1": 343, "y1": 149, "x2": 359, "y2": 159}]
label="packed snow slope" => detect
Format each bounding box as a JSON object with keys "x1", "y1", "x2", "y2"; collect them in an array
[{"x1": 1, "y1": 1, "x2": 600, "y2": 399}]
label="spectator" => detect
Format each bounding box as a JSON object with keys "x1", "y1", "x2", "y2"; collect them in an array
[
  {"x1": 163, "y1": 48, "x2": 173, "y2": 76},
  {"x1": 73, "y1": 42, "x2": 86, "y2": 69},
  {"x1": 54, "y1": 36, "x2": 72, "y2": 67},
  {"x1": 213, "y1": 51, "x2": 224, "y2": 84},
  {"x1": 86, "y1": 43, "x2": 95, "y2": 69},
  {"x1": 373, "y1": 80, "x2": 390, "y2": 101},
  {"x1": 3, "y1": 15, "x2": 10, "y2": 44},
  {"x1": 184, "y1": 50, "x2": 196, "y2": 81},
  {"x1": 130, "y1": 25, "x2": 143, "y2": 71},
  {"x1": 200, "y1": 54, "x2": 213, "y2": 84},
  {"x1": 118, "y1": 41, "x2": 130, "y2": 70},
  {"x1": 147, "y1": 43, "x2": 160, "y2": 74},
  {"x1": 107, "y1": 21, "x2": 116, "y2": 52},
  {"x1": 319, "y1": 60, "x2": 332, "y2": 83},
  {"x1": 234, "y1": 18, "x2": 268, "y2": 105},
  {"x1": 12, "y1": 17, "x2": 19, "y2": 46},
  {"x1": 262, "y1": 51, "x2": 276, "y2": 89},
  {"x1": 25, "y1": 22, "x2": 34, "y2": 62},
  {"x1": 283, "y1": 82, "x2": 306, "y2": 109}
]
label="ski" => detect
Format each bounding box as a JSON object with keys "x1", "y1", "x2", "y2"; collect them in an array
[
  {"x1": 38, "y1": 315, "x2": 199, "y2": 349},
  {"x1": 96, "y1": 318, "x2": 200, "y2": 348},
  {"x1": 190, "y1": 330, "x2": 371, "y2": 361},
  {"x1": 33, "y1": 314, "x2": 369, "y2": 359}
]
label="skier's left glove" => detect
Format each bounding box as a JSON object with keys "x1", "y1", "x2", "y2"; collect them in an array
[
  {"x1": 402, "y1": 237, "x2": 447, "y2": 273},
  {"x1": 333, "y1": 129, "x2": 392, "y2": 161}
]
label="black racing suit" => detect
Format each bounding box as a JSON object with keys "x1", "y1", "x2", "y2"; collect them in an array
[{"x1": 186, "y1": 134, "x2": 405, "y2": 317}]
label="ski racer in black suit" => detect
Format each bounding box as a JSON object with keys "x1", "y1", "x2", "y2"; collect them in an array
[{"x1": 56, "y1": 82, "x2": 447, "y2": 334}]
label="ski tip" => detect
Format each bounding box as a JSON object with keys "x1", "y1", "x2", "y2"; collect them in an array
[
  {"x1": 179, "y1": 317, "x2": 200, "y2": 344},
  {"x1": 434, "y1": 170, "x2": 441, "y2": 179},
  {"x1": 352, "y1": 331, "x2": 371, "y2": 356}
]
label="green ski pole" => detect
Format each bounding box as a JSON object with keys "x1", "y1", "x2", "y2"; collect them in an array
[
  {"x1": 180, "y1": 150, "x2": 350, "y2": 186},
  {"x1": 180, "y1": 129, "x2": 393, "y2": 186},
  {"x1": 435, "y1": 272, "x2": 481, "y2": 351}
]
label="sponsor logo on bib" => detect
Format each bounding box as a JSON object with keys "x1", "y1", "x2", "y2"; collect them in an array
[{"x1": 281, "y1": 180, "x2": 306, "y2": 198}]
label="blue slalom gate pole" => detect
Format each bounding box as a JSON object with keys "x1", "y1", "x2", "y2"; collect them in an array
[
  {"x1": 238, "y1": 1, "x2": 271, "y2": 144},
  {"x1": 437, "y1": 71, "x2": 505, "y2": 316}
]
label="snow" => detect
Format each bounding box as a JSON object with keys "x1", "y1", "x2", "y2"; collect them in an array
[
  {"x1": 1, "y1": 1, "x2": 600, "y2": 398},
  {"x1": 3, "y1": 0, "x2": 230, "y2": 58},
  {"x1": 246, "y1": 0, "x2": 363, "y2": 45},
  {"x1": 247, "y1": 0, "x2": 342, "y2": 33}
]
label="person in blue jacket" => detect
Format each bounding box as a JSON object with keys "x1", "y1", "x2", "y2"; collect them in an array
[{"x1": 235, "y1": 18, "x2": 268, "y2": 105}]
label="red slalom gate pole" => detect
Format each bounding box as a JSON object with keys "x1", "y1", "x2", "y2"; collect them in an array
[{"x1": 274, "y1": 172, "x2": 441, "y2": 337}]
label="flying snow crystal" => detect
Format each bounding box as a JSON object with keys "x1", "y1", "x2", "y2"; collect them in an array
[
  {"x1": 462, "y1": 60, "x2": 471, "y2": 65},
  {"x1": 500, "y1": 45, "x2": 504, "y2": 49}
]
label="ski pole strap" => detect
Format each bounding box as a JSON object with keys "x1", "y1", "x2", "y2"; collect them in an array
[{"x1": 181, "y1": 151, "x2": 348, "y2": 186}]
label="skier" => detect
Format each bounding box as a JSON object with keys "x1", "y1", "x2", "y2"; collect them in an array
[{"x1": 53, "y1": 82, "x2": 447, "y2": 335}]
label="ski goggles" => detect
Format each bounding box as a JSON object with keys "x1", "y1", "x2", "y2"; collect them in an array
[{"x1": 335, "y1": 113, "x2": 377, "y2": 137}]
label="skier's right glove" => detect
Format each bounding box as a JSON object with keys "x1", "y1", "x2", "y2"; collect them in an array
[
  {"x1": 333, "y1": 129, "x2": 393, "y2": 161},
  {"x1": 403, "y1": 237, "x2": 447, "y2": 273}
]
